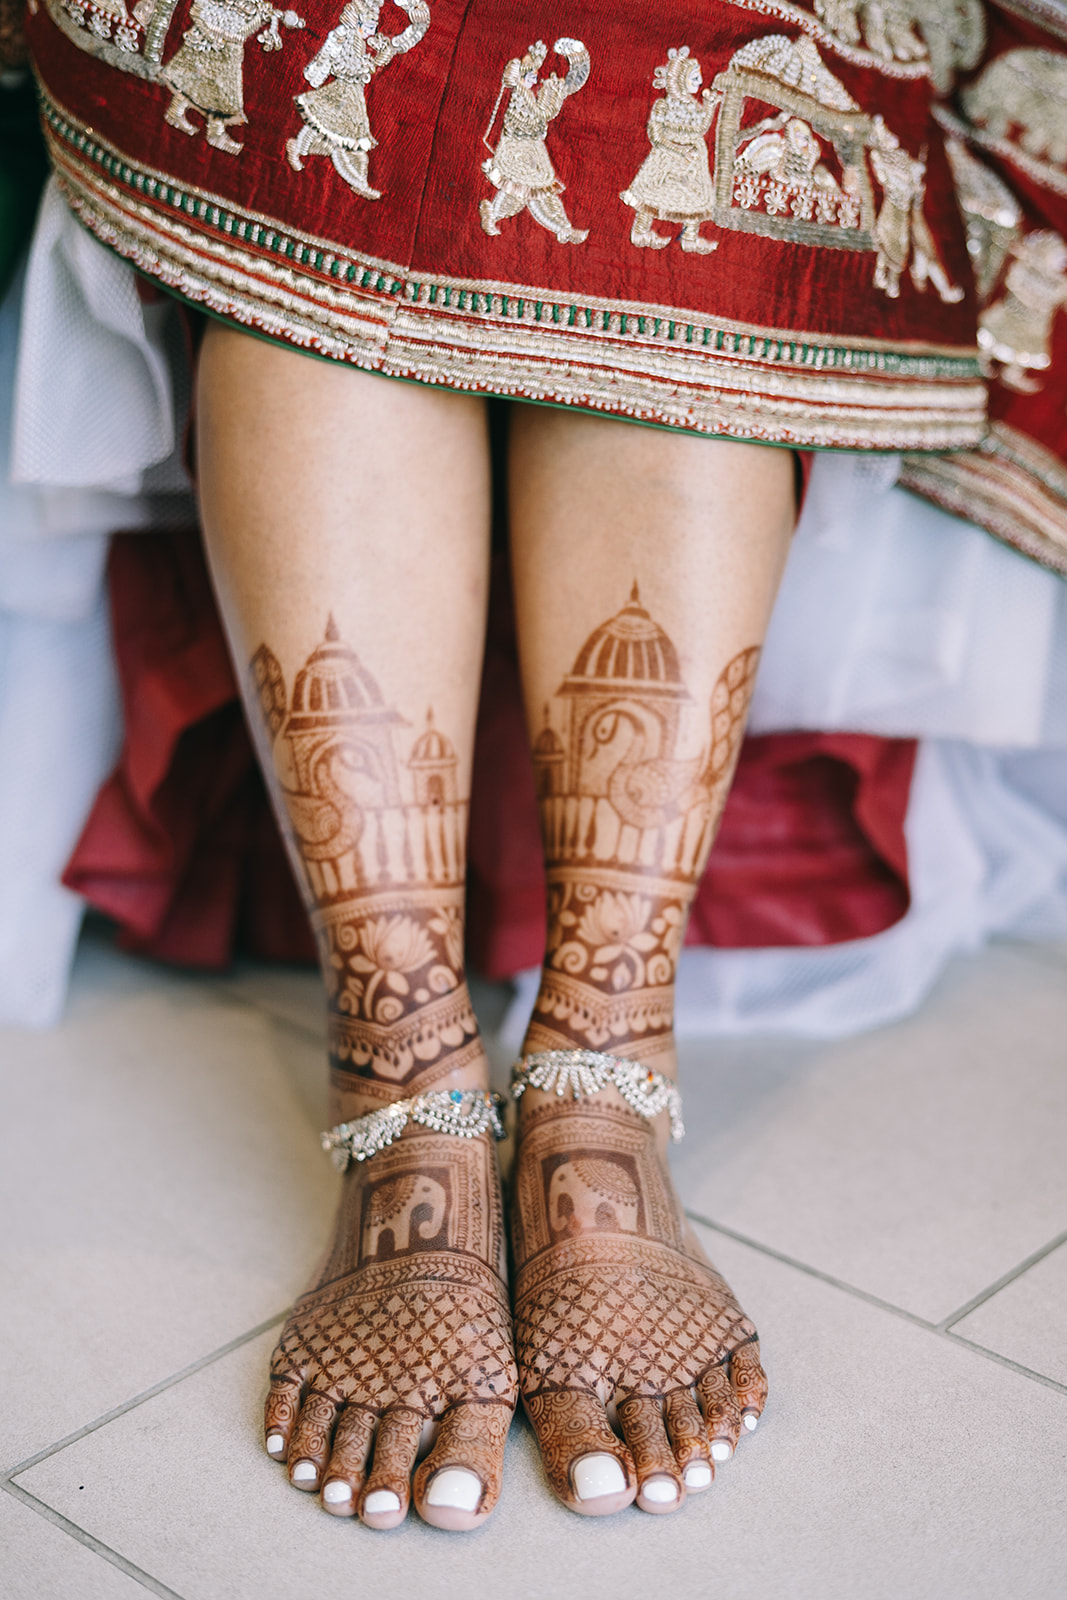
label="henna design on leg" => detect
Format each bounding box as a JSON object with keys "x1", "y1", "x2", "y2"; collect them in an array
[
  {"x1": 247, "y1": 622, "x2": 517, "y2": 1526},
  {"x1": 514, "y1": 588, "x2": 768, "y2": 1516}
]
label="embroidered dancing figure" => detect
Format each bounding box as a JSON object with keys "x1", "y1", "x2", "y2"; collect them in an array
[
  {"x1": 480, "y1": 36, "x2": 590, "y2": 244},
  {"x1": 160, "y1": 0, "x2": 304, "y2": 154},
  {"x1": 621, "y1": 47, "x2": 719, "y2": 255},
  {"x1": 286, "y1": 0, "x2": 430, "y2": 198}
]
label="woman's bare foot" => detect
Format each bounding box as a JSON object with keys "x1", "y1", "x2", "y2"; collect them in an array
[
  {"x1": 511, "y1": 1053, "x2": 766, "y2": 1518},
  {"x1": 265, "y1": 1050, "x2": 517, "y2": 1532}
]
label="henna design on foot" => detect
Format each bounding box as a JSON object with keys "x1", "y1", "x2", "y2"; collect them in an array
[
  {"x1": 515, "y1": 590, "x2": 767, "y2": 1517},
  {"x1": 247, "y1": 622, "x2": 517, "y2": 1528}
]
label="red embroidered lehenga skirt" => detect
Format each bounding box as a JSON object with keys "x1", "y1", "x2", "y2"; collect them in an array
[{"x1": 18, "y1": 0, "x2": 1067, "y2": 980}]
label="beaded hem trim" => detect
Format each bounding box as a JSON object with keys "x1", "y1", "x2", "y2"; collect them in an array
[
  {"x1": 321, "y1": 1090, "x2": 506, "y2": 1172},
  {"x1": 511, "y1": 1050, "x2": 685, "y2": 1143}
]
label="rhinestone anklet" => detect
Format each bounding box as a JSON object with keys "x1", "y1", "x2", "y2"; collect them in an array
[
  {"x1": 321, "y1": 1089, "x2": 506, "y2": 1173},
  {"x1": 511, "y1": 1050, "x2": 684, "y2": 1142}
]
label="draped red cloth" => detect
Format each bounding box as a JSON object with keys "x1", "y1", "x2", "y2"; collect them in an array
[{"x1": 64, "y1": 529, "x2": 914, "y2": 972}]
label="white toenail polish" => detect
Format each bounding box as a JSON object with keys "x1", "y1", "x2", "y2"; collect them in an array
[
  {"x1": 323, "y1": 1481, "x2": 352, "y2": 1505},
  {"x1": 684, "y1": 1465, "x2": 713, "y2": 1491},
  {"x1": 711, "y1": 1441, "x2": 732, "y2": 1463},
  {"x1": 743, "y1": 1412, "x2": 759, "y2": 1432},
  {"x1": 291, "y1": 1460, "x2": 317, "y2": 1484},
  {"x1": 426, "y1": 1469, "x2": 482, "y2": 1512},
  {"x1": 364, "y1": 1490, "x2": 402, "y2": 1516},
  {"x1": 642, "y1": 1478, "x2": 678, "y2": 1505},
  {"x1": 266, "y1": 1434, "x2": 285, "y2": 1456},
  {"x1": 572, "y1": 1454, "x2": 627, "y2": 1501}
]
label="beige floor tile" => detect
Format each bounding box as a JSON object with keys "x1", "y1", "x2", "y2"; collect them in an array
[
  {"x1": 672, "y1": 944, "x2": 1067, "y2": 1325},
  {"x1": 211, "y1": 961, "x2": 326, "y2": 1042},
  {"x1": 950, "y1": 1241, "x2": 1067, "y2": 1386},
  {"x1": 1, "y1": 937, "x2": 336, "y2": 1467},
  {"x1": 14, "y1": 1231, "x2": 1067, "y2": 1600},
  {"x1": 0, "y1": 1489, "x2": 150, "y2": 1600}
]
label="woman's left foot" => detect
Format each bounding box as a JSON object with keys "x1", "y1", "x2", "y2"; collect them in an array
[{"x1": 511, "y1": 1079, "x2": 767, "y2": 1516}]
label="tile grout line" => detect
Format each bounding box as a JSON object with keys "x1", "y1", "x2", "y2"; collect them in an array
[
  {"x1": 936, "y1": 1228, "x2": 1067, "y2": 1331},
  {"x1": 687, "y1": 1210, "x2": 1067, "y2": 1396},
  {"x1": 940, "y1": 1333, "x2": 1067, "y2": 1396},
  {"x1": 0, "y1": 1480, "x2": 187, "y2": 1600},
  {"x1": 685, "y1": 1211, "x2": 938, "y2": 1331},
  {"x1": 3, "y1": 1313, "x2": 286, "y2": 1482}
]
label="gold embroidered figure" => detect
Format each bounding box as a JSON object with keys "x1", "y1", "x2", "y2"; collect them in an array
[
  {"x1": 960, "y1": 47, "x2": 1067, "y2": 177},
  {"x1": 708, "y1": 33, "x2": 961, "y2": 302},
  {"x1": 869, "y1": 122, "x2": 963, "y2": 302},
  {"x1": 286, "y1": 0, "x2": 430, "y2": 198},
  {"x1": 944, "y1": 135, "x2": 1022, "y2": 302},
  {"x1": 979, "y1": 230, "x2": 1067, "y2": 392},
  {"x1": 620, "y1": 47, "x2": 719, "y2": 255},
  {"x1": 160, "y1": 0, "x2": 304, "y2": 154},
  {"x1": 480, "y1": 36, "x2": 590, "y2": 244},
  {"x1": 814, "y1": 0, "x2": 985, "y2": 92}
]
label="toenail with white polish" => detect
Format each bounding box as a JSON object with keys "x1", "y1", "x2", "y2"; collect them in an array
[
  {"x1": 573, "y1": 1454, "x2": 627, "y2": 1501},
  {"x1": 743, "y1": 1412, "x2": 759, "y2": 1432},
  {"x1": 291, "y1": 1460, "x2": 317, "y2": 1484},
  {"x1": 711, "y1": 1440, "x2": 732, "y2": 1463},
  {"x1": 364, "y1": 1490, "x2": 401, "y2": 1515},
  {"x1": 322, "y1": 1481, "x2": 352, "y2": 1505},
  {"x1": 426, "y1": 1468, "x2": 482, "y2": 1512},
  {"x1": 684, "y1": 1464, "x2": 713, "y2": 1490},
  {"x1": 266, "y1": 1434, "x2": 285, "y2": 1455},
  {"x1": 642, "y1": 1478, "x2": 678, "y2": 1505}
]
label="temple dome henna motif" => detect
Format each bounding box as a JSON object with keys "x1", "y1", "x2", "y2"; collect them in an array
[
  {"x1": 408, "y1": 710, "x2": 459, "y2": 806},
  {"x1": 564, "y1": 583, "x2": 686, "y2": 692}
]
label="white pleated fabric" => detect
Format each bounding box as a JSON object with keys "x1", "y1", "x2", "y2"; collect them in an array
[
  {"x1": 5, "y1": 180, "x2": 1066, "y2": 1034},
  {"x1": 0, "y1": 181, "x2": 193, "y2": 1027}
]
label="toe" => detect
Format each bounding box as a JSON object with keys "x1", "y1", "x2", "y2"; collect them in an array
[
  {"x1": 698, "y1": 1362, "x2": 742, "y2": 1464},
  {"x1": 321, "y1": 1404, "x2": 375, "y2": 1518},
  {"x1": 264, "y1": 1373, "x2": 302, "y2": 1463},
  {"x1": 664, "y1": 1389, "x2": 714, "y2": 1492},
  {"x1": 413, "y1": 1401, "x2": 512, "y2": 1532},
  {"x1": 525, "y1": 1390, "x2": 634, "y2": 1517},
  {"x1": 360, "y1": 1407, "x2": 423, "y2": 1529},
  {"x1": 617, "y1": 1396, "x2": 684, "y2": 1514},
  {"x1": 287, "y1": 1390, "x2": 340, "y2": 1492},
  {"x1": 730, "y1": 1337, "x2": 768, "y2": 1433}
]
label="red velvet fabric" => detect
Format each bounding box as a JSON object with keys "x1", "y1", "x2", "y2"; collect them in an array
[{"x1": 64, "y1": 529, "x2": 915, "y2": 974}]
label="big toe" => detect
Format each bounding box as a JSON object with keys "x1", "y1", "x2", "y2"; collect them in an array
[
  {"x1": 414, "y1": 1401, "x2": 513, "y2": 1531},
  {"x1": 525, "y1": 1390, "x2": 634, "y2": 1517}
]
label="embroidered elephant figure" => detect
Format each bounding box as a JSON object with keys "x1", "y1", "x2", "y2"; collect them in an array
[
  {"x1": 548, "y1": 1156, "x2": 641, "y2": 1236},
  {"x1": 961, "y1": 49, "x2": 1067, "y2": 169},
  {"x1": 362, "y1": 1173, "x2": 447, "y2": 1258}
]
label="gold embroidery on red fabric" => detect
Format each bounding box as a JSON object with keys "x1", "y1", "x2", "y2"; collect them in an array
[
  {"x1": 38, "y1": 86, "x2": 986, "y2": 451},
  {"x1": 159, "y1": 0, "x2": 305, "y2": 153},
  {"x1": 706, "y1": 33, "x2": 962, "y2": 302},
  {"x1": 621, "y1": 47, "x2": 719, "y2": 254},
  {"x1": 945, "y1": 136, "x2": 1023, "y2": 302},
  {"x1": 286, "y1": 0, "x2": 429, "y2": 197},
  {"x1": 960, "y1": 47, "x2": 1067, "y2": 194},
  {"x1": 480, "y1": 37, "x2": 590, "y2": 243}
]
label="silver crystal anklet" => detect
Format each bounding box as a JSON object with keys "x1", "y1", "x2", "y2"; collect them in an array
[
  {"x1": 511, "y1": 1050, "x2": 684, "y2": 1142},
  {"x1": 321, "y1": 1089, "x2": 506, "y2": 1173}
]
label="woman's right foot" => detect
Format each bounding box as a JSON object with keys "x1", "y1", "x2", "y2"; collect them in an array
[{"x1": 265, "y1": 1086, "x2": 517, "y2": 1531}]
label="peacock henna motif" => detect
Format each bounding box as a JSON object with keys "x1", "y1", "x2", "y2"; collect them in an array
[
  {"x1": 528, "y1": 586, "x2": 760, "y2": 1059},
  {"x1": 248, "y1": 619, "x2": 479, "y2": 1088}
]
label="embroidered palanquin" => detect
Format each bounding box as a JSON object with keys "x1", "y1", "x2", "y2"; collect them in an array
[{"x1": 19, "y1": 0, "x2": 1067, "y2": 573}]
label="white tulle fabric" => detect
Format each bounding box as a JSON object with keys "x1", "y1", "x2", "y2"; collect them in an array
[
  {"x1": 4, "y1": 180, "x2": 1066, "y2": 1033},
  {"x1": 0, "y1": 181, "x2": 192, "y2": 1026}
]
